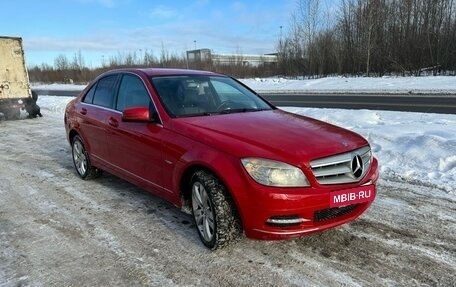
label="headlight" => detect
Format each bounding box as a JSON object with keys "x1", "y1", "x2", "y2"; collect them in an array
[{"x1": 241, "y1": 158, "x2": 310, "y2": 187}]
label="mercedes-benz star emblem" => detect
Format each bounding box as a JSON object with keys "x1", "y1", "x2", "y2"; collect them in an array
[{"x1": 351, "y1": 155, "x2": 364, "y2": 178}]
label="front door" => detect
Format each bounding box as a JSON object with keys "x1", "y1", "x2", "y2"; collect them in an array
[{"x1": 105, "y1": 73, "x2": 165, "y2": 193}]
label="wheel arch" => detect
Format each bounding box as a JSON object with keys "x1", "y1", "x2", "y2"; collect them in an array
[
  {"x1": 68, "y1": 129, "x2": 95, "y2": 166},
  {"x1": 179, "y1": 163, "x2": 244, "y2": 230},
  {"x1": 68, "y1": 129, "x2": 92, "y2": 155},
  {"x1": 68, "y1": 129, "x2": 79, "y2": 144}
]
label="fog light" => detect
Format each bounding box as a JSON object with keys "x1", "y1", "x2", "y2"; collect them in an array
[{"x1": 266, "y1": 215, "x2": 309, "y2": 227}]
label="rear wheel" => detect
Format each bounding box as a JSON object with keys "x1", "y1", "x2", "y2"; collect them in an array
[
  {"x1": 191, "y1": 170, "x2": 241, "y2": 249},
  {"x1": 71, "y1": 135, "x2": 102, "y2": 179}
]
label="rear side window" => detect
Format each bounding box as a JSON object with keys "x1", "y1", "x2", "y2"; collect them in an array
[
  {"x1": 116, "y1": 74, "x2": 151, "y2": 111},
  {"x1": 92, "y1": 75, "x2": 118, "y2": 108},
  {"x1": 82, "y1": 83, "x2": 97, "y2": 103}
]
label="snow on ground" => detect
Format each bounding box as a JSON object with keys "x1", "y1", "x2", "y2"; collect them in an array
[
  {"x1": 32, "y1": 83, "x2": 87, "y2": 91},
  {"x1": 282, "y1": 107, "x2": 456, "y2": 194},
  {"x1": 6, "y1": 76, "x2": 456, "y2": 286},
  {"x1": 240, "y1": 75, "x2": 456, "y2": 94},
  {"x1": 1, "y1": 95, "x2": 455, "y2": 286}
]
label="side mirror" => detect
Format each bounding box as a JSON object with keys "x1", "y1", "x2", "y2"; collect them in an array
[{"x1": 122, "y1": 106, "x2": 150, "y2": 122}]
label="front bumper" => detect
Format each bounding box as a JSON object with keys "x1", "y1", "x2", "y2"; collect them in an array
[{"x1": 237, "y1": 157, "x2": 379, "y2": 240}]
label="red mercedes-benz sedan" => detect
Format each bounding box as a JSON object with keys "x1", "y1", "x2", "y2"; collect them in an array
[{"x1": 64, "y1": 68, "x2": 379, "y2": 249}]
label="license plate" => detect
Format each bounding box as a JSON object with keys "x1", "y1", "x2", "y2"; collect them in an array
[{"x1": 330, "y1": 185, "x2": 376, "y2": 208}]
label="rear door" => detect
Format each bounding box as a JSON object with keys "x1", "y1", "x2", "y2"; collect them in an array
[{"x1": 76, "y1": 74, "x2": 119, "y2": 163}]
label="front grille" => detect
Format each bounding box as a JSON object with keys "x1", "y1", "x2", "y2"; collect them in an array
[
  {"x1": 314, "y1": 204, "x2": 359, "y2": 222},
  {"x1": 310, "y1": 146, "x2": 372, "y2": 185}
]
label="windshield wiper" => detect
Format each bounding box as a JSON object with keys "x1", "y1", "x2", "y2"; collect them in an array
[
  {"x1": 179, "y1": 112, "x2": 215, "y2": 117},
  {"x1": 219, "y1": 108, "x2": 263, "y2": 114}
]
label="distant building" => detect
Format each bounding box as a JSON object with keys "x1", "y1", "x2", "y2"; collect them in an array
[
  {"x1": 186, "y1": 49, "x2": 277, "y2": 67},
  {"x1": 187, "y1": 49, "x2": 212, "y2": 62}
]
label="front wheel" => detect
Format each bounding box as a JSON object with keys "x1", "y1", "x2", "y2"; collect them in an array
[
  {"x1": 71, "y1": 135, "x2": 102, "y2": 179},
  {"x1": 191, "y1": 170, "x2": 241, "y2": 249}
]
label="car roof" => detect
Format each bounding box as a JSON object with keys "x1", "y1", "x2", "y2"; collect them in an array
[{"x1": 104, "y1": 68, "x2": 224, "y2": 77}]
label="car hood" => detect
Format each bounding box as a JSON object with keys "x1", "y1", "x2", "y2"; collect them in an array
[{"x1": 170, "y1": 109, "x2": 368, "y2": 166}]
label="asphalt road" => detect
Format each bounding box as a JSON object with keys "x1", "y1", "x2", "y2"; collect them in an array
[
  {"x1": 261, "y1": 93, "x2": 456, "y2": 114},
  {"x1": 33, "y1": 89, "x2": 456, "y2": 114}
]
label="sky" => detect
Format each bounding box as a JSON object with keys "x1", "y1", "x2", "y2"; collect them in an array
[{"x1": 2, "y1": 0, "x2": 295, "y2": 68}]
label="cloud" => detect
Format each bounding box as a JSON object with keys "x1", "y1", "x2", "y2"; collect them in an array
[
  {"x1": 77, "y1": 0, "x2": 116, "y2": 8},
  {"x1": 97, "y1": 0, "x2": 115, "y2": 7},
  {"x1": 26, "y1": 35, "x2": 119, "y2": 51},
  {"x1": 25, "y1": 17, "x2": 278, "y2": 56},
  {"x1": 23, "y1": 0, "x2": 287, "y2": 63},
  {"x1": 231, "y1": 1, "x2": 246, "y2": 12},
  {"x1": 149, "y1": 5, "x2": 178, "y2": 19}
]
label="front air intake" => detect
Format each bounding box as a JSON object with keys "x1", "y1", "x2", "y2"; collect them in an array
[{"x1": 313, "y1": 204, "x2": 359, "y2": 222}]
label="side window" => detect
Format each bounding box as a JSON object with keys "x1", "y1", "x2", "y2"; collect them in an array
[
  {"x1": 116, "y1": 74, "x2": 151, "y2": 111},
  {"x1": 92, "y1": 75, "x2": 118, "y2": 108},
  {"x1": 82, "y1": 82, "x2": 97, "y2": 104}
]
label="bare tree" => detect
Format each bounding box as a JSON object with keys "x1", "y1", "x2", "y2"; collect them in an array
[
  {"x1": 54, "y1": 54, "x2": 69, "y2": 71},
  {"x1": 278, "y1": 0, "x2": 456, "y2": 77}
]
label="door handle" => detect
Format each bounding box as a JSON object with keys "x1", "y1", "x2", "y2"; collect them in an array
[
  {"x1": 108, "y1": 117, "x2": 119, "y2": 128},
  {"x1": 80, "y1": 108, "x2": 87, "y2": 115}
]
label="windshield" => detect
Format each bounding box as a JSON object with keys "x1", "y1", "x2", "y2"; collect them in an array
[{"x1": 150, "y1": 75, "x2": 273, "y2": 117}]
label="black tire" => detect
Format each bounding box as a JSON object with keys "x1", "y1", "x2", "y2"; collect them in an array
[
  {"x1": 191, "y1": 170, "x2": 241, "y2": 250},
  {"x1": 71, "y1": 135, "x2": 102, "y2": 179}
]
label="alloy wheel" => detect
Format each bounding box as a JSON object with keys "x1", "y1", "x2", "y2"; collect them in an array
[
  {"x1": 192, "y1": 181, "x2": 215, "y2": 243},
  {"x1": 73, "y1": 140, "x2": 87, "y2": 176}
]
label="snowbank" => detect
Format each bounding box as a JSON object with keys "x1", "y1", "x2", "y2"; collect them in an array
[
  {"x1": 240, "y1": 76, "x2": 456, "y2": 94},
  {"x1": 33, "y1": 83, "x2": 87, "y2": 91},
  {"x1": 282, "y1": 107, "x2": 456, "y2": 194}
]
